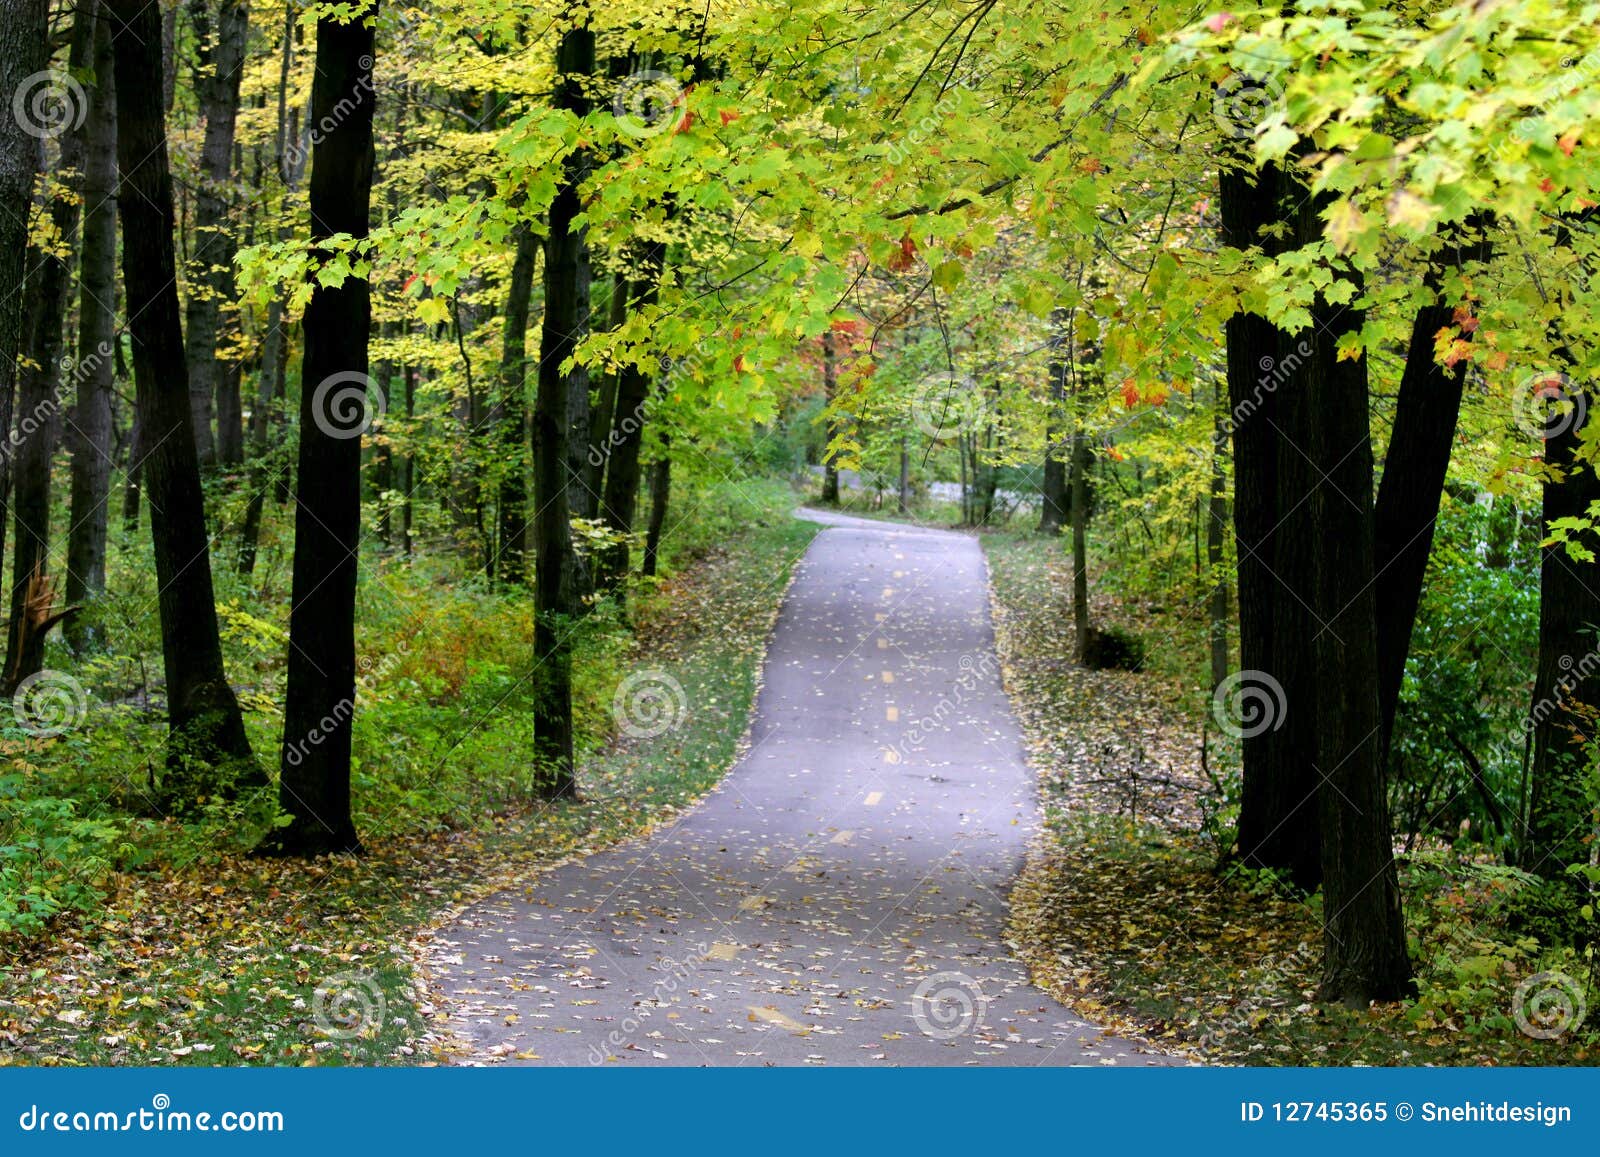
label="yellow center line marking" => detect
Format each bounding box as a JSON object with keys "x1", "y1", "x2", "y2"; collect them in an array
[
  {"x1": 747, "y1": 1006, "x2": 808, "y2": 1032},
  {"x1": 864, "y1": 791, "x2": 883, "y2": 806},
  {"x1": 705, "y1": 942, "x2": 740, "y2": 960},
  {"x1": 831, "y1": 829, "x2": 855, "y2": 845},
  {"x1": 877, "y1": 637, "x2": 888, "y2": 650},
  {"x1": 881, "y1": 671, "x2": 894, "y2": 684},
  {"x1": 886, "y1": 706, "x2": 899, "y2": 722}
]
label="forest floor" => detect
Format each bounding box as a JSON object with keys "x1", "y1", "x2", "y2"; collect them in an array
[
  {"x1": 0, "y1": 481, "x2": 818, "y2": 1066},
  {"x1": 982, "y1": 530, "x2": 1600, "y2": 1066},
  {"x1": 419, "y1": 507, "x2": 1170, "y2": 1066}
]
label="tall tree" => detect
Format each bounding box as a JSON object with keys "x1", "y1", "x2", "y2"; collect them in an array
[
  {"x1": 530, "y1": 10, "x2": 592, "y2": 799},
  {"x1": 495, "y1": 223, "x2": 537, "y2": 587},
  {"x1": 261, "y1": 5, "x2": 377, "y2": 856},
  {"x1": 1037, "y1": 306, "x2": 1069, "y2": 534},
  {"x1": 107, "y1": 0, "x2": 256, "y2": 791},
  {"x1": 183, "y1": 0, "x2": 249, "y2": 466},
  {"x1": 64, "y1": 3, "x2": 118, "y2": 653}
]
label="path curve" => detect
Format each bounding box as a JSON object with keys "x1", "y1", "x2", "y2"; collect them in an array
[{"x1": 426, "y1": 508, "x2": 1171, "y2": 1066}]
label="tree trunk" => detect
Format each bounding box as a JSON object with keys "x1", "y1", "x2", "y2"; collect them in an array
[
  {"x1": 1373, "y1": 218, "x2": 1494, "y2": 750},
  {"x1": 260, "y1": 9, "x2": 375, "y2": 856},
  {"x1": 596, "y1": 243, "x2": 666, "y2": 591},
  {"x1": 821, "y1": 330, "x2": 840, "y2": 504},
  {"x1": 495, "y1": 223, "x2": 537, "y2": 586},
  {"x1": 1220, "y1": 157, "x2": 1322, "y2": 891},
  {"x1": 0, "y1": 0, "x2": 48, "y2": 640},
  {"x1": 897, "y1": 436, "x2": 910, "y2": 515},
  {"x1": 643, "y1": 449, "x2": 670, "y2": 578},
  {"x1": 108, "y1": 0, "x2": 256, "y2": 791},
  {"x1": 64, "y1": 2, "x2": 118, "y2": 653},
  {"x1": 1069, "y1": 431, "x2": 1092, "y2": 663},
  {"x1": 1206, "y1": 386, "x2": 1229, "y2": 692},
  {"x1": 183, "y1": 0, "x2": 249, "y2": 467},
  {"x1": 531, "y1": 14, "x2": 593, "y2": 800},
  {"x1": 1038, "y1": 306, "x2": 1069, "y2": 534}
]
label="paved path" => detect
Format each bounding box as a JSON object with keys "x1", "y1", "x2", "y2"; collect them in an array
[{"x1": 425, "y1": 508, "x2": 1170, "y2": 1066}]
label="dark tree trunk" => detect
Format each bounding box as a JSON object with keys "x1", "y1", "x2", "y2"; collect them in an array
[
  {"x1": 1220, "y1": 158, "x2": 1322, "y2": 891},
  {"x1": 821, "y1": 330, "x2": 840, "y2": 504},
  {"x1": 108, "y1": 0, "x2": 256, "y2": 789},
  {"x1": 585, "y1": 274, "x2": 626, "y2": 505},
  {"x1": 1038, "y1": 306, "x2": 1069, "y2": 534},
  {"x1": 401, "y1": 361, "x2": 415, "y2": 555},
  {"x1": 531, "y1": 15, "x2": 593, "y2": 800},
  {"x1": 596, "y1": 243, "x2": 666, "y2": 591},
  {"x1": 121, "y1": 410, "x2": 141, "y2": 533},
  {"x1": 1372, "y1": 220, "x2": 1495, "y2": 752},
  {"x1": 183, "y1": 0, "x2": 249, "y2": 467},
  {"x1": 1523, "y1": 210, "x2": 1600, "y2": 881},
  {"x1": 495, "y1": 223, "x2": 537, "y2": 586},
  {"x1": 642, "y1": 449, "x2": 670, "y2": 578},
  {"x1": 1069, "y1": 431, "x2": 1092, "y2": 663},
  {"x1": 260, "y1": 9, "x2": 375, "y2": 856},
  {"x1": 1292, "y1": 227, "x2": 1412, "y2": 1003},
  {"x1": 897, "y1": 435, "x2": 910, "y2": 514},
  {"x1": 65, "y1": 2, "x2": 118, "y2": 653},
  {"x1": 0, "y1": 0, "x2": 48, "y2": 640},
  {"x1": 3, "y1": 0, "x2": 100, "y2": 690}
]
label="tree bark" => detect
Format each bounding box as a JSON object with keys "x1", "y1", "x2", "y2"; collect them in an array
[
  {"x1": 108, "y1": 0, "x2": 256, "y2": 791},
  {"x1": 1206, "y1": 386, "x2": 1229, "y2": 692},
  {"x1": 260, "y1": 8, "x2": 375, "y2": 856},
  {"x1": 1220, "y1": 157, "x2": 1322, "y2": 891},
  {"x1": 1038, "y1": 306, "x2": 1069, "y2": 534},
  {"x1": 495, "y1": 223, "x2": 537, "y2": 586},
  {"x1": 531, "y1": 13, "x2": 593, "y2": 800},
  {"x1": 596, "y1": 243, "x2": 666, "y2": 591},
  {"x1": 643, "y1": 448, "x2": 670, "y2": 578},
  {"x1": 183, "y1": 0, "x2": 249, "y2": 467},
  {"x1": 64, "y1": 2, "x2": 118, "y2": 653},
  {"x1": 821, "y1": 330, "x2": 840, "y2": 505}
]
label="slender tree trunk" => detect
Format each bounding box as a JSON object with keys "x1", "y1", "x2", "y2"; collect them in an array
[
  {"x1": 183, "y1": 0, "x2": 249, "y2": 467},
  {"x1": 1206, "y1": 386, "x2": 1229, "y2": 692},
  {"x1": 596, "y1": 243, "x2": 665, "y2": 591},
  {"x1": 121, "y1": 411, "x2": 141, "y2": 533},
  {"x1": 585, "y1": 274, "x2": 626, "y2": 505},
  {"x1": 1069, "y1": 431, "x2": 1092, "y2": 663},
  {"x1": 1038, "y1": 306, "x2": 1069, "y2": 534},
  {"x1": 642, "y1": 449, "x2": 670, "y2": 577},
  {"x1": 401, "y1": 361, "x2": 415, "y2": 556},
  {"x1": 65, "y1": 2, "x2": 118, "y2": 652},
  {"x1": 108, "y1": 0, "x2": 256, "y2": 790},
  {"x1": 495, "y1": 223, "x2": 537, "y2": 586},
  {"x1": 260, "y1": 9, "x2": 375, "y2": 856},
  {"x1": 821, "y1": 330, "x2": 840, "y2": 505},
  {"x1": 897, "y1": 436, "x2": 910, "y2": 514},
  {"x1": 531, "y1": 13, "x2": 593, "y2": 800}
]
